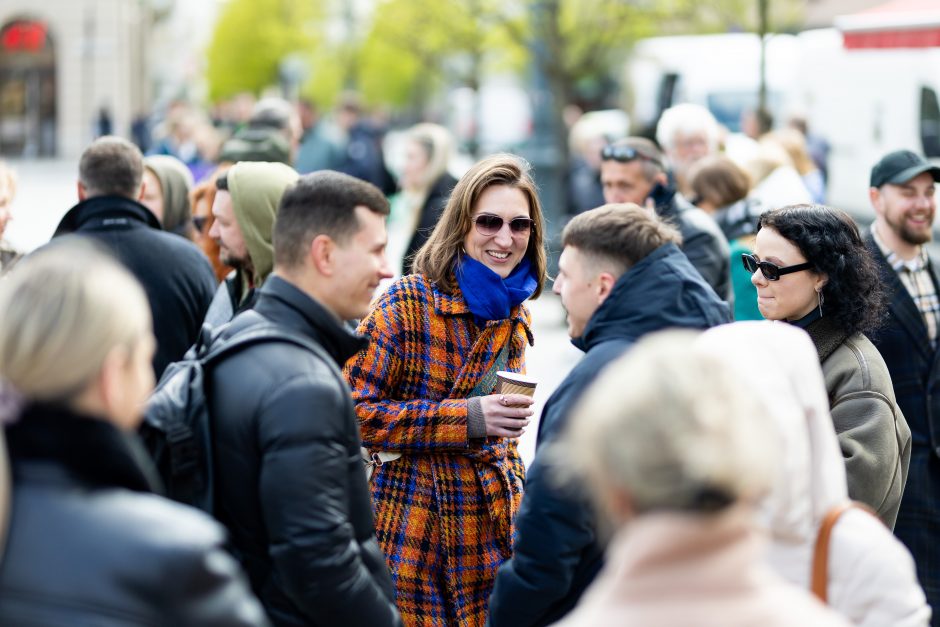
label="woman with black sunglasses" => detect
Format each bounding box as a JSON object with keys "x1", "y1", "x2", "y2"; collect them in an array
[
  {"x1": 745, "y1": 204, "x2": 911, "y2": 529},
  {"x1": 345, "y1": 154, "x2": 547, "y2": 625}
]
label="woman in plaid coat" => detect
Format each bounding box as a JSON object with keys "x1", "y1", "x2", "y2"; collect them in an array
[{"x1": 345, "y1": 154, "x2": 547, "y2": 626}]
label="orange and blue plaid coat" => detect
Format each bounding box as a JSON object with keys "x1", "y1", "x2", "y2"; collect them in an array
[{"x1": 344, "y1": 274, "x2": 532, "y2": 627}]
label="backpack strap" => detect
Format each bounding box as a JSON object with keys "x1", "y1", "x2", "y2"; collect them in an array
[
  {"x1": 811, "y1": 501, "x2": 879, "y2": 603},
  {"x1": 201, "y1": 323, "x2": 332, "y2": 370}
]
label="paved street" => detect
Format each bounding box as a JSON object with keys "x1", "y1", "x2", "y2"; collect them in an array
[
  {"x1": 3, "y1": 157, "x2": 580, "y2": 466},
  {"x1": 3, "y1": 158, "x2": 76, "y2": 252}
]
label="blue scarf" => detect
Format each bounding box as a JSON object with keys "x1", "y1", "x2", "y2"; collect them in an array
[{"x1": 456, "y1": 255, "x2": 538, "y2": 324}]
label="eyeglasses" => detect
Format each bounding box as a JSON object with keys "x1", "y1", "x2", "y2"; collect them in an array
[
  {"x1": 600, "y1": 144, "x2": 663, "y2": 168},
  {"x1": 474, "y1": 214, "x2": 534, "y2": 236},
  {"x1": 741, "y1": 253, "x2": 813, "y2": 281}
]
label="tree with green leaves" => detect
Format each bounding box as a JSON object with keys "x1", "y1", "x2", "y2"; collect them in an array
[{"x1": 205, "y1": 0, "x2": 321, "y2": 102}]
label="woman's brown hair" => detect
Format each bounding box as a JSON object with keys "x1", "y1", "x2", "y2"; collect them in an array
[
  {"x1": 411, "y1": 153, "x2": 547, "y2": 298},
  {"x1": 189, "y1": 165, "x2": 232, "y2": 282}
]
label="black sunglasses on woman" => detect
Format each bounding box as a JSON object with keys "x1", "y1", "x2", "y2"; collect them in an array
[{"x1": 742, "y1": 253, "x2": 813, "y2": 281}]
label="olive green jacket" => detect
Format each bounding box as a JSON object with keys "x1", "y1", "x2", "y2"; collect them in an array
[{"x1": 807, "y1": 316, "x2": 912, "y2": 528}]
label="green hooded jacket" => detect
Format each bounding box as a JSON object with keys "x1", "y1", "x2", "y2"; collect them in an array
[{"x1": 227, "y1": 161, "x2": 299, "y2": 291}]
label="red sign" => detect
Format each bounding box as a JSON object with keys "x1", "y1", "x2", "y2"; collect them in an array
[
  {"x1": 844, "y1": 27, "x2": 940, "y2": 49},
  {"x1": 1, "y1": 21, "x2": 48, "y2": 53}
]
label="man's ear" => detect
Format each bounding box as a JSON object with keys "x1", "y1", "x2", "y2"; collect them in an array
[
  {"x1": 77, "y1": 181, "x2": 87, "y2": 201},
  {"x1": 869, "y1": 186, "x2": 883, "y2": 215},
  {"x1": 137, "y1": 181, "x2": 146, "y2": 202},
  {"x1": 309, "y1": 234, "x2": 335, "y2": 276},
  {"x1": 596, "y1": 271, "x2": 617, "y2": 304}
]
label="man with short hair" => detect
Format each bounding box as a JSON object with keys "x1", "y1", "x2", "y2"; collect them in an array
[
  {"x1": 208, "y1": 170, "x2": 401, "y2": 627},
  {"x1": 599, "y1": 136, "x2": 731, "y2": 301},
  {"x1": 865, "y1": 149, "x2": 940, "y2": 621},
  {"x1": 203, "y1": 161, "x2": 299, "y2": 326},
  {"x1": 54, "y1": 136, "x2": 216, "y2": 378},
  {"x1": 489, "y1": 204, "x2": 730, "y2": 627}
]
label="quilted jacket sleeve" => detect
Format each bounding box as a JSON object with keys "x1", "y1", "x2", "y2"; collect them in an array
[
  {"x1": 165, "y1": 538, "x2": 272, "y2": 627},
  {"x1": 257, "y1": 373, "x2": 401, "y2": 627}
]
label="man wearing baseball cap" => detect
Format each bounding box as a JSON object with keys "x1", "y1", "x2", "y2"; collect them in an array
[{"x1": 866, "y1": 149, "x2": 940, "y2": 621}]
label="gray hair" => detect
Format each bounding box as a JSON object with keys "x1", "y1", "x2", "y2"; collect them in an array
[
  {"x1": 655, "y1": 103, "x2": 721, "y2": 153},
  {"x1": 0, "y1": 239, "x2": 151, "y2": 405},
  {"x1": 555, "y1": 330, "x2": 775, "y2": 520}
]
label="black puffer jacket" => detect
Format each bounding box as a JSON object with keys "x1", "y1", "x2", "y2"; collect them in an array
[
  {"x1": 53, "y1": 195, "x2": 217, "y2": 379},
  {"x1": 209, "y1": 275, "x2": 401, "y2": 627},
  {"x1": 654, "y1": 183, "x2": 732, "y2": 303},
  {"x1": 0, "y1": 404, "x2": 269, "y2": 627}
]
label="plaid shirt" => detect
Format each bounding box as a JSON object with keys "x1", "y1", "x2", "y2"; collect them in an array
[{"x1": 873, "y1": 226, "x2": 940, "y2": 346}]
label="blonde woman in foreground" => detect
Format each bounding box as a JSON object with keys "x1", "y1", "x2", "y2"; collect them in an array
[
  {"x1": 0, "y1": 240, "x2": 268, "y2": 626},
  {"x1": 549, "y1": 331, "x2": 849, "y2": 627}
]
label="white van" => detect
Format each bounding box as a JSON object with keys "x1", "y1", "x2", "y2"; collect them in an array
[
  {"x1": 626, "y1": 29, "x2": 940, "y2": 220},
  {"x1": 792, "y1": 28, "x2": 940, "y2": 217},
  {"x1": 627, "y1": 32, "x2": 800, "y2": 135}
]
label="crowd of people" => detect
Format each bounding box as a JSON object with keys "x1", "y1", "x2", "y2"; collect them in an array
[{"x1": 0, "y1": 94, "x2": 937, "y2": 627}]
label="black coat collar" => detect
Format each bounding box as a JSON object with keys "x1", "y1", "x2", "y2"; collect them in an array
[
  {"x1": 805, "y1": 315, "x2": 850, "y2": 363},
  {"x1": 252, "y1": 275, "x2": 368, "y2": 366},
  {"x1": 864, "y1": 230, "x2": 933, "y2": 359},
  {"x1": 54, "y1": 195, "x2": 162, "y2": 237},
  {"x1": 5, "y1": 403, "x2": 159, "y2": 493}
]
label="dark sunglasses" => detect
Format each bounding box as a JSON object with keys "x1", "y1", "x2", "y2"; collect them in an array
[
  {"x1": 474, "y1": 214, "x2": 534, "y2": 236},
  {"x1": 600, "y1": 144, "x2": 663, "y2": 168},
  {"x1": 741, "y1": 253, "x2": 813, "y2": 281}
]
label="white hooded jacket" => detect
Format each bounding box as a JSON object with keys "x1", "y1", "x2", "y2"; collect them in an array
[{"x1": 698, "y1": 322, "x2": 930, "y2": 627}]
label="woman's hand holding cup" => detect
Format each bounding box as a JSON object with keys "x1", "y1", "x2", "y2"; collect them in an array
[{"x1": 480, "y1": 393, "x2": 534, "y2": 438}]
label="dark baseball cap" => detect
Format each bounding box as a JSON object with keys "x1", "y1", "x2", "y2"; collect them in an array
[{"x1": 870, "y1": 150, "x2": 940, "y2": 188}]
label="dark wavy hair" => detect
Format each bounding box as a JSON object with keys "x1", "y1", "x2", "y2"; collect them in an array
[{"x1": 758, "y1": 204, "x2": 885, "y2": 336}]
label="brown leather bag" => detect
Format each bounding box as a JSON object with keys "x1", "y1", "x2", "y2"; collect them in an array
[{"x1": 811, "y1": 501, "x2": 880, "y2": 603}]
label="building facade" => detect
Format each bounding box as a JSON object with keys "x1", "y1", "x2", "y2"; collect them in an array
[{"x1": 0, "y1": 0, "x2": 149, "y2": 158}]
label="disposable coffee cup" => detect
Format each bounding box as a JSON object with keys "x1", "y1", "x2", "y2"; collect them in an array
[{"x1": 495, "y1": 371, "x2": 537, "y2": 405}]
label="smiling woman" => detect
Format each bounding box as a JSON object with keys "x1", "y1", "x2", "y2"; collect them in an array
[
  {"x1": 344, "y1": 154, "x2": 547, "y2": 626},
  {"x1": 748, "y1": 204, "x2": 911, "y2": 529}
]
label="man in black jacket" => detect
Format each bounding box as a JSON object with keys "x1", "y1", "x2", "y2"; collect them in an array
[
  {"x1": 53, "y1": 136, "x2": 216, "y2": 378},
  {"x1": 208, "y1": 171, "x2": 401, "y2": 627},
  {"x1": 488, "y1": 204, "x2": 731, "y2": 627},
  {"x1": 599, "y1": 137, "x2": 731, "y2": 302},
  {"x1": 865, "y1": 149, "x2": 940, "y2": 622}
]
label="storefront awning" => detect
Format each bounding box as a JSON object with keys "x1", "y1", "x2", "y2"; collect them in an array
[{"x1": 836, "y1": 0, "x2": 940, "y2": 49}]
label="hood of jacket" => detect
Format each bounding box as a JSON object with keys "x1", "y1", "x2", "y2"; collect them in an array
[
  {"x1": 573, "y1": 242, "x2": 731, "y2": 353},
  {"x1": 53, "y1": 194, "x2": 162, "y2": 236},
  {"x1": 227, "y1": 161, "x2": 299, "y2": 287},
  {"x1": 696, "y1": 322, "x2": 848, "y2": 545},
  {"x1": 144, "y1": 155, "x2": 194, "y2": 234}
]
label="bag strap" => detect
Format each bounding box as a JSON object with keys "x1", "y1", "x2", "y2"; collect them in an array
[
  {"x1": 468, "y1": 342, "x2": 509, "y2": 398},
  {"x1": 811, "y1": 501, "x2": 879, "y2": 603},
  {"x1": 201, "y1": 323, "x2": 334, "y2": 373}
]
